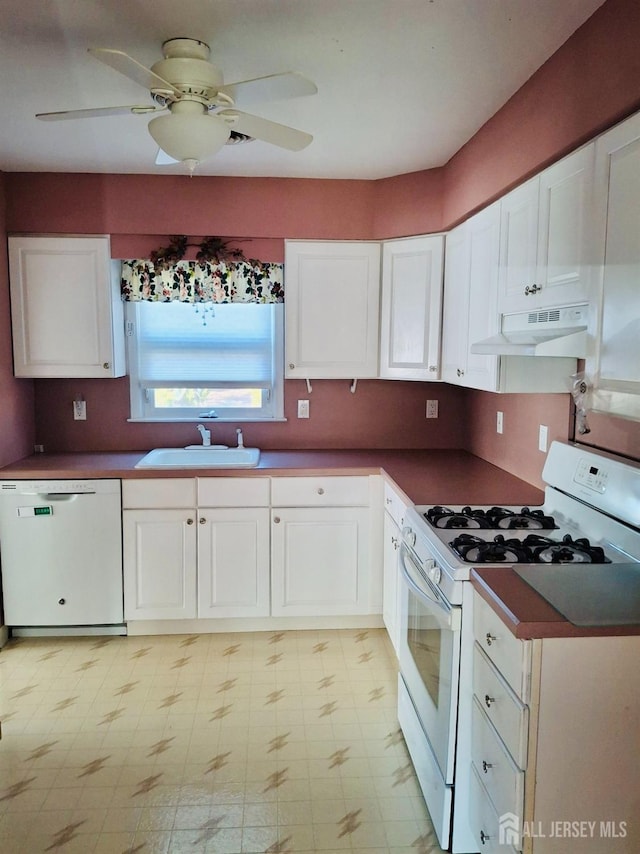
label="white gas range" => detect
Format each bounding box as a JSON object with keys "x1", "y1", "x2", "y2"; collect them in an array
[{"x1": 396, "y1": 441, "x2": 640, "y2": 853}]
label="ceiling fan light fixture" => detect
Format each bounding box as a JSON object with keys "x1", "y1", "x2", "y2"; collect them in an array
[{"x1": 148, "y1": 103, "x2": 230, "y2": 165}]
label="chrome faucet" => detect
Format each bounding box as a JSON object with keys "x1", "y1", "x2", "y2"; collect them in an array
[
  {"x1": 236, "y1": 427, "x2": 244, "y2": 448},
  {"x1": 196, "y1": 424, "x2": 211, "y2": 447}
]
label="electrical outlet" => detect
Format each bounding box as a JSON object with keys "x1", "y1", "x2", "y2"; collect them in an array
[
  {"x1": 297, "y1": 399, "x2": 310, "y2": 419},
  {"x1": 73, "y1": 400, "x2": 87, "y2": 421},
  {"x1": 539, "y1": 424, "x2": 549, "y2": 453},
  {"x1": 426, "y1": 399, "x2": 439, "y2": 419},
  {"x1": 497, "y1": 411, "x2": 504, "y2": 434}
]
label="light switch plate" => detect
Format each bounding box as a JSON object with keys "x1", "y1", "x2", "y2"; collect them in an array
[{"x1": 539, "y1": 424, "x2": 548, "y2": 452}]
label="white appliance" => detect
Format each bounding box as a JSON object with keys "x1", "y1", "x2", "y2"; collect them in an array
[
  {"x1": 0, "y1": 479, "x2": 124, "y2": 631},
  {"x1": 397, "y1": 441, "x2": 640, "y2": 853}
]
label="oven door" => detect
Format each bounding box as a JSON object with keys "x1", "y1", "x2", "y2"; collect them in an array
[{"x1": 398, "y1": 540, "x2": 461, "y2": 785}]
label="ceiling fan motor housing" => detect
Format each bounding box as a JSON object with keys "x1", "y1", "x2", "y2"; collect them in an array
[{"x1": 151, "y1": 57, "x2": 224, "y2": 100}]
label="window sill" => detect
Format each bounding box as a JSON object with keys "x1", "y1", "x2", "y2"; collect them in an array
[{"x1": 127, "y1": 417, "x2": 288, "y2": 424}]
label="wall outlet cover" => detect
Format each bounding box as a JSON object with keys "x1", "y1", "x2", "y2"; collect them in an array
[
  {"x1": 73, "y1": 400, "x2": 87, "y2": 421},
  {"x1": 297, "y1": 399, "x2": 310, "y2": 419},
  {"x1": 426, "y1": 400, "x2": 439, "y2": 419}
]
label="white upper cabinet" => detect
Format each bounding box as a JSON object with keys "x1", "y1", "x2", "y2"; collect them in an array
[
  {"x1": 8, "y1": 235, "x2": 125, "y2": 378},
  {"x1": 379, "y1": 235, "x2": 444, "y2": 381},
  {"x1": 284, "y1": 240, "x2": 381, "y2": 379},
  {"x1": 587, "y1": 111, "x2": 640, "y2": 419},
  {"x1": 442, "y1": 204, "x2": 500, "y2": 391},
  {"x1": 498, "y1": 144, "x2": 595, "y2": 313}
]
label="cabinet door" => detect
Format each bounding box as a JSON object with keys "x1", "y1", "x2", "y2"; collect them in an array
[
  {"x1": 8, "y1": 235, "x2": 125, "y2": 378},
  {"x1": 382, "y1": 511, "x2": 401, "y2": 654},
  {"x1": 441, "y1": 222, "x2": 470, "y2": 385},
  {"x1": 271, "y1": 507, "x2": 371, "y2": 616},
  {"x1": 379, "y1": 235, "x2": 443, "y2": 380},
  {"x1": 284, "y1": 241, "x2": 381, "y2": 378},
  {"x1": 197, "y1": 508, "x2": 270, "y2": 618},
  {"x1": 123, "y1": 509, "x2": 197, "y2": 620},
  {"x1": 497, "y1": 178, "x2": 540, "y2": 314},
  {"x1": 536, "y1": 143, "x2": 595, "y2": 308},
  {"x1": 588, "y1": 112, "x2": 640, "y2": 419}
]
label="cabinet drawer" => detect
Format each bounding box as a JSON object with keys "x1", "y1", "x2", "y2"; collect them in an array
[
  {"x1": 271, "y1": 476, "x2": 370, "y2": 507},
  {"x1": 383, "y1": 480, "x2": 408, "y2": 529},
  {"x1": 122, "y1": 478, "x2": 196, "y2": 509},
  {"x1": 471, "y1": 696, "x2": 524, "y2": 822},
  {"x1": 473, "y1": 644, "x2": 529, "y2": 769},
  {"x1": 474, "y1": 591, "x2": 531, "y2": 702},
  {"x1": 469, "y1": 763, "x2": 521, "y2": 854},
  {"x1": 197, "y1": 477, "x2": 270, "y2": 507}
]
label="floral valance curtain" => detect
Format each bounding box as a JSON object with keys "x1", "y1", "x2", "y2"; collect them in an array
[{"x1": 121, "y1": 259, "x2": 284, "y2": 304}]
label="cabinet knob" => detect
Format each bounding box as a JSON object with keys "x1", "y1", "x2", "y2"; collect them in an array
[
  {"x1": 186, "y1": 518, "x2": 194, "y2": 525},
  {"x1": 480, "y1": 829, "x2": 491, "y2": 844},
  {"x1": 103, "y1": 362, "x2": 110, "y2": 370},
  {"x1": 484, "y1": 694, "x2": 495, "y2": 709},
  {"x1": 317, "y1": 487, "x2": 324, "y2": 495},
  {"x1": 289, "y1": 363, "x2": 295, "y2": 370},
  {"x1": 482, "y1": 760, "x2": 493, "y2": 773},
  {"x1": 485, "y1": 632, "x2": 497, "y2": 646},
  {"x1": 58, "y1": 598, "x2": 66, "y2": 605},
  {"x1": 274, "y1": 516, "x2": 281, "y2": 524},
  {"x1": 199, "y1": 517, "x2": 206, "y2": 525}
]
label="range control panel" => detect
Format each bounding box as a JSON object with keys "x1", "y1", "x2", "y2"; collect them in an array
[{"x1": 573, "y1": 458, "x2": 609, "y2": 493}]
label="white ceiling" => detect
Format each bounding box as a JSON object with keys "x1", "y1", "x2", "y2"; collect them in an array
[{"x1": 0, "y1": 0, "x2": 605, "y2": 179}]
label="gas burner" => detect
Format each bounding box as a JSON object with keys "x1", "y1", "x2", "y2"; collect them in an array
[
  {"x1": 423, "y1": 505, "x2": 556, "y2": 530},
  {"x1": 522, "y1": 534, "x2": 611, "y2": 564},
  {"x1": 449, "y1": 533, "x2": 533, "y2": 564},
  {"x1": 424, "y1": 506, "x2": 494, "y2": 529},
  {"x1": 485, "y1": 507, "x2": 557, "y2": 530}
]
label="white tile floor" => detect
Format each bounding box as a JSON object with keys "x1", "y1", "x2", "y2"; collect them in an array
[{"x1": 0, "y1": 629, "x2": 446, "y2": 853}]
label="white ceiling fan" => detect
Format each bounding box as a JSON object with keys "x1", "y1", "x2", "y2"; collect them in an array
[{"x1": 36, "y1": 37, "x2": 317, "y2": 174}]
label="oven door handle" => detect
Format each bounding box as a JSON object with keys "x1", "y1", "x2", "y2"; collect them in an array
[{"x1": 400, "y1": 543, "x2": 456, "y2": 622}]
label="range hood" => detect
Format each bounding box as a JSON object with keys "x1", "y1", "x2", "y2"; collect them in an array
[{"x1": 471, "y1": 304, "x2": 589, "y2": 357}]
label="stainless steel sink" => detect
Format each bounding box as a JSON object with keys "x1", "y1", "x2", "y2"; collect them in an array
[{"x1": 135, "y1": 447, "x2": 261, "y2": 469}]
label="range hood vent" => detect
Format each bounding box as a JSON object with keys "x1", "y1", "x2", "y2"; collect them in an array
[{"x1": 470, "y1": 304, "x2": 589, "y2": 357}]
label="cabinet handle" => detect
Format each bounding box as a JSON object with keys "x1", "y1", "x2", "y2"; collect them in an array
[
  {"x1": 385, "y1": 497, "x2": 392, "y2": 505},
  {"x1": 484, "y1": 694, "x2": 495, "y2": 709},
  {"x1": 456, "y1": 368, "x2": 465, "y2": 377},
  {"x1": 199, "y1": 517, "x2": 206, "y2": 525},
  {"x1": 103, "y1": 362, "x2": 110, "y2": 370},
  {"x1": 317, "y1": 487, "x2": 325, "y2": 495},
  {"x1": 482, "y1": 760, "x2": 493, "y2": 773},
  {"x1": 274, "y1": 516, "x2": 281, "y2": 524},
  {"x1": 58, "y1": 598, "x2": 66, "y2": 605},
  {"x1": 391, "y1": 536, "x2": 399, "y2": 549},
  {"x1": 428, "y1": 365, "x2": 438, "y2": 372},
  {"x1": 524, "y1": 284, "x2": 541, "y2": 295},
  {"x1": 480, "y1": 829, "x2": 490, "y2": 844},
  {"x1": 485, "y1": 632, "x2": 497, "y2": 646},
  {"x1": 186, "y1": 518, "x2": 194, "y2": 525}
]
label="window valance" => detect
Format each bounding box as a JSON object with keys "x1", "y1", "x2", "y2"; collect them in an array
[{"x1": 121, "y1": 259, "x2": 284, "y2": 304}]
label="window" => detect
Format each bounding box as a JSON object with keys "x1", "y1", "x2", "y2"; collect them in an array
[{"x1": 126, "y1": 301, "x2": 284, "y2": 421}]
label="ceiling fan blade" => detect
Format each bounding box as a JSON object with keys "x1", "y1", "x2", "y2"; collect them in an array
[
  {"x1": 36, "y1": 104, "x2": 162, "y2": 121},
  {"x1": 219, "y1": 72, "x2": 317, "y2": 108},
  {"x1": 88, "y1": 48, "x2": 181, "y2": 95},
  {"x1": 219, "y1": 110, "x2": 312, "y2": 151}
]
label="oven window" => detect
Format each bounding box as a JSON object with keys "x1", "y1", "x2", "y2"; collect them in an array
[{"x1": 407, "y1": 588, "x2": 443, "y2": 707}]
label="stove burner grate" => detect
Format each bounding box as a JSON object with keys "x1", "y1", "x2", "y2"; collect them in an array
[
  {"x1": 424, "y1": 505, "x2": 557, "y2": 530},
  {"x1": 449, "y1": 532, "x2": 611, "y2": 565}
]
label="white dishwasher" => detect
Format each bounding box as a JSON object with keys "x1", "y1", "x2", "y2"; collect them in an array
[{"x1": 0, "y1": 479, "x2": 124, "y2": 630}]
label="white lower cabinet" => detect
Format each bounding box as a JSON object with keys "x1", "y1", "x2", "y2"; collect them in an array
[
  {"x1": 122, "y1": 475, "x2": 380, "y2": 625},
  {"x1": 122, "y1": 478, "x2": 270, "y2": 621},
  {"x1": 123, "y1": 508, "x2": 197, "y2": 620},
  {"x1": 382, "y1": 480, "x2": 407, "y2": 654},
  {"x1": 270, "y1": 475, "x2": 379, "y2": 618},
  {"x1": 471, "y1": 589, "x2": 640, "y2": 853}
]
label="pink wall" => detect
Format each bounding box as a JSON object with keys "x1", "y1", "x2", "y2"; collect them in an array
[
  {"x1": 0, "y1": 172, "x2": 35, "y2": 467},
  {"x1": 442, "y1": 0, "x2": 640, "y2": 226},
  {"x1": 33, "y1": 379, "x2": 466, "y2": 453}
]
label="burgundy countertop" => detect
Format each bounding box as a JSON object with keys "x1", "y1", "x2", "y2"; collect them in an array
[
  {"x1": 472, "y1": 568, "x2": 640, "y2": 639},
  {"x1": 0, "y1": 448, "x2": 545, "y2": 508}
]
